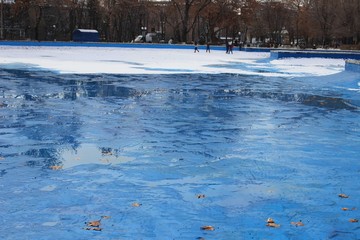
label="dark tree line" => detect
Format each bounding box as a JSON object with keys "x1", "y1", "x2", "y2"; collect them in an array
[{"x1": 1, "y1": 0, "x2": 359, "y2": 48}]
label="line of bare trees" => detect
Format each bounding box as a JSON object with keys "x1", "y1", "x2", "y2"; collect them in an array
[{"x1": 1, "y1": 0, "x2": 359, "y2": 48}]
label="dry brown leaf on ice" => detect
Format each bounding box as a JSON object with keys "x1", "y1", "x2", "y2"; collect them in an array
[
  {"x1": 87, "y1": 220, "x2": 101, "y2": 227},
  {"x1": 342, "y1": 207, "x2": 356, "y2": 211},
  {"x1": 132, "y1": 202, "x2": 142, "y2": 207},
  {"x1": 349, "y1": 219, "x2": 359, "y2": 223},
  {"x1": 201, "y1": 225, "x2": 215, "y2": 231},
  {"x1": 266, "y1": 222, "x2": 281, "y2": 228},
  {"x1": 291, "y1": 221, "x2": 304, "y2": 227},
  {"x1": 84, "y1": 216, "x2": 111, "y2": 231},
  {"x1": 339, "y1": 193, "x2": 349, "y2": 198},
  {"x1": 266, "y1": 218, "x2": 280, "y2": 228},
  {"x1": 49, "y1": 165, "x2": 62, "y2": 170}
]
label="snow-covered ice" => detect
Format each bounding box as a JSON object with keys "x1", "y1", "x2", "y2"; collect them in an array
[{"x1": 0, "y1": 46, "x2": 345, "y2": 76}]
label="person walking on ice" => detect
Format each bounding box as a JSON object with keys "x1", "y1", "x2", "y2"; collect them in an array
[
  {"x1": 206, "y1": 42, "x2": 211, "y2": 53},
  {"x1": 194, "y1": 41, "x2": 199, "y2": 53},
  {"x1": 229, "y1": 41, "x2": 234, "y2": 54}
]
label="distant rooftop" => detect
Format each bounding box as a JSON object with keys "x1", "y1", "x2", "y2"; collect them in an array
[{"x1": 75, "y1": 29, "x2": 99, "y2": 33}]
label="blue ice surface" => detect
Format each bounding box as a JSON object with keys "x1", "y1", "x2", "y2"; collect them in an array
[
  {"x1": 346, "y1": 60, "x2": 360, "y2": 72},
  {"x1": 0, "y1": 66, "x2": 360, "y2": 240},
  {"x1": 271, "y1": 51, "x2": 360, "y2": 60}
]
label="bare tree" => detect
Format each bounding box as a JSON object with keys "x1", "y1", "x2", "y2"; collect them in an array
[
  {"x1": 285, "y1": 0, "x2": 309, "y2": 45},
  {"x1": 336, "y1": 0, "x2": 360, "y2": 45},
  {"x1": 261, "y1": 0, "x2": 290, "y2": 45},
  {"x1": 28, "y1": 0, "x2": 45, "y2": 40},
  {"x1": 11, "y1": 0, "x2": 30, "y2": 39},
  {"x1": 238, "y1": 0, "x2": 260, "y2": 44},
  {"x1": 310, "y1": 0, "x2": 339, "y2": 47},
  {"x1": 87, "y1": 0, "x2": 101, "y2": 29},
  {"x1": 170, "y1": 0, "x2": 211, "y2": 43},
  {"x1": 200, "y1": 0, "x2": 243, "y2": 44}
]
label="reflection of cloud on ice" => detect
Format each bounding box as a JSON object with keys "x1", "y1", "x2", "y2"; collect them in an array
[
  {"x1": 0, "y1": 46, "x2": 345, "y2": 76},
  {"x1": 60, "y1": 143, "x2": 134, "y2": 169}
]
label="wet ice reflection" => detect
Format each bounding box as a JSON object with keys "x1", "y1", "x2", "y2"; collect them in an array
[{"x1": 59, "y1": 144, "x2": 134, "y2": 169}]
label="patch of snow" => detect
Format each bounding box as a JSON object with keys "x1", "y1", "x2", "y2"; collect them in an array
[{"x1": 0, "y1": 46, "x2": 345, "y2": 76}]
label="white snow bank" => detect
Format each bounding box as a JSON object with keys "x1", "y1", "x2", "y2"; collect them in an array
[{"x1": 0, "y1": 46, "x2": 345, "y2": 76}]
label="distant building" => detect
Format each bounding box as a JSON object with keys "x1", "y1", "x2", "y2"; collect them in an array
[{"x1": 72, "y1": 29, "x2": 100, "y2": 42}]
